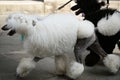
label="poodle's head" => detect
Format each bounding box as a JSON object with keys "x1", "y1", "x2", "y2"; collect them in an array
[{"x1": 1, "y1": 13, "x2": 37, "y2": 36}]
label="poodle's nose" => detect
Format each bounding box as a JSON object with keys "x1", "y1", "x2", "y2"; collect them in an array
[
  {"x1": 7, "y1": 29, "x2": 16, "y2": 36},
  {"x1": 1, "y1": 25, "x2": 9, "y2": 31}
]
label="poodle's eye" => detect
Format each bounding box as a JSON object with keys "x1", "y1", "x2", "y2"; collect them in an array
[{"x1": 32, "y1": 20, "x2": 36, "y2": 27}]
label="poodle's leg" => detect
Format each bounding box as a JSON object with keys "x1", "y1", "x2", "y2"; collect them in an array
[
  {"x1": 74, "y1": 34, "x2": 96, "y2": 64},
  {"x1": 89, "y1": 38, "x2": 120, "y2": 73},
  {"x1": 89, "y1": 38, "x2": 107, "y2": 58},
  {"x1": 85, "y1": 35, "x2": 108, "y2": 66},
  {"x1": 55, "y1": 55, "x2": 67, "y2": 75},
  {"x1": 103, "y1": 54, "x2": 120, "y2": 74},
  {"x1": 16, "y1": 57, "x2": 42, "y2": 78},
  {"x1": 68, "y1": 36, "x2": 94, "y2": 79},
  {"x1": 55, "y1": 54, "x2": 84, "y2": 79}
]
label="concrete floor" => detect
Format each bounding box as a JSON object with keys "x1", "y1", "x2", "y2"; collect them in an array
[{"x1": 0, "y1": 31, "x2": 120, "y2": 80}]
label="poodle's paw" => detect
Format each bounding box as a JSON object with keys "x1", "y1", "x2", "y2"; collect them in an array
[
  {"x1": 16, "y1": 58, "x2": 36, "y2": 77},
  {"x1": 66, "y1": 61, "x2": 84, "y2": 79},
  {"x1": 103, "y1": 54, "x2": 120, "y2": 74}
]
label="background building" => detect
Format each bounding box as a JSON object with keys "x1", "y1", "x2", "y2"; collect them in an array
[{"x1": 0, "y1": 0, "x2": 120, "y2": 27}]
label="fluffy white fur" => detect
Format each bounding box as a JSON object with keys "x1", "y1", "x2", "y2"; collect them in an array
[
  {"x1": 16, "y1": 58, "x2": 36, "y2": 77},
  {"x1": 5, "y1": 13, "x2": 95, "y2": 79},
  {"x1": 66, "y1": 61, "x2": 84, "y2": 79},
  {"x1": 103, "y1": 54, "x2": 120, "y2": 73},
  {"x1": 97, "y1": 12, "x2": 120, "y2": 36},
  {"x1": 77, "y1": 20, "x2": 94, "y2": 39},
  {"x1": 55, "y1": 55, "x2": 84, "y2": 79},
  {"x1": 6, "y1": 13, "x2": 95, "y2": 57}
]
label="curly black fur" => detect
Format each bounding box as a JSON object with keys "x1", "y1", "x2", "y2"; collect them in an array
[{"x1": 71, "y1": 0, "x2": 105, "y2": 15}]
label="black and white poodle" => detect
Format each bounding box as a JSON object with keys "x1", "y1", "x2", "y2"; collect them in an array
[{"x1": 71, "y1": 0, "x2": 120, "y2": 73}]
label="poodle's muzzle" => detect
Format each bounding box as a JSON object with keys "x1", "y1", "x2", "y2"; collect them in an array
[{"x1": 1, "y1": 24, "x2": 16, "y2": 36}]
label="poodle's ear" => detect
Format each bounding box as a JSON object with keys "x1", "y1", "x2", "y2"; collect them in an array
[
  {"x1": 32, "y1": 20, "x2": 36, "y2": 27},
  {"x1": 7, "y1": 29, "x2": 16, "y2": 36}
]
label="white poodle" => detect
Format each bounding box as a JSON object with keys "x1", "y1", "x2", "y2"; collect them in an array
[
  {"x1": 2, "y1": 13, "x2": 119, "y2": 79},
  {"x1": 1, "y1": 13, "x2": 95, "y2": 79}
]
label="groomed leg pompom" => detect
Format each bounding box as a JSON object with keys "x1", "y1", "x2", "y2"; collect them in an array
[
  {"x1": 16, "y1": 58, "x2": 36, "y2": 77},
  {"x1": 103, "y1": 54, "x2": 120, "y2": 74},
  {"x1": 66, "y1": 61, "x2": 84, "y2": 79}
]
